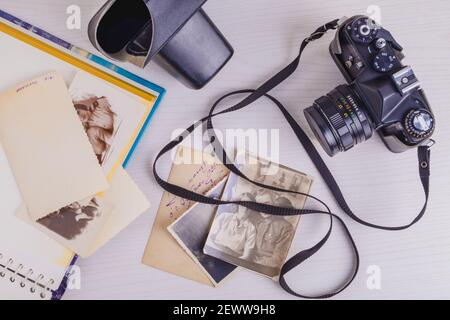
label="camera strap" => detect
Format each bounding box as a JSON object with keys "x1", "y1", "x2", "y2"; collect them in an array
[{"x1": 152, "y1": 19, "x2": 432, "y2": 298}]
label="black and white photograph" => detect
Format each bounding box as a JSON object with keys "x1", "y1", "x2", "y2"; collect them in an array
[
  {"x1": 168, "y1": 180, "x2": 237, "y2": 286},
  {"x1": 204, "y1": 153, "x2": 313, "y2": 278}
]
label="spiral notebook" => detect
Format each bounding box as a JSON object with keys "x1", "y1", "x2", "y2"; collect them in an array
[
  {"x1": 0, "y1": 11, "x2": 164, "y2": 299},
  {"x1": 0, "y1": 144, "x2": 74, "y2": 299}
]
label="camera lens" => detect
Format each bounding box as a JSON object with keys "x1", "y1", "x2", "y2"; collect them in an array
[{"x1": 304, "y1": 85, "x2": 374, "y2": 156}]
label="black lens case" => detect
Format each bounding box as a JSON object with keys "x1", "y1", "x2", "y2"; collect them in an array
[
  {"x1": 95, "y1": 0, "x2": 152, "y2": 55},
  {"x1": 89, "y1": 0, "x2": 234, "y2": 89}
]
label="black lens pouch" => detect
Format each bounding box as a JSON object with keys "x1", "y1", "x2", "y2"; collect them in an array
[
  {"x1": 89, "y1": 0, "x2": 233, "y2": 89},
  {"x1": 95, "y1": 0, "x2": 152, "y2": 55}
]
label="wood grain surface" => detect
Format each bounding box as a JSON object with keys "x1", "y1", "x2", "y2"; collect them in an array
[{"x1": 1, "y1": 0, "x2": 449, "y2": 299}]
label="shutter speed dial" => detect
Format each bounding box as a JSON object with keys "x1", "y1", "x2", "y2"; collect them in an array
[
  {"x1": 404, "y1": 109, "x2": 434, "y2": 139},
  {"x1": 373, "y1": 47, "x2": 398, "y2": 72}
]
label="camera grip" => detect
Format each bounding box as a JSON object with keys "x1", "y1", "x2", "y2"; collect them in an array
[{"x1": 157, "y1": 9, "x2": 233, "y2": 89}]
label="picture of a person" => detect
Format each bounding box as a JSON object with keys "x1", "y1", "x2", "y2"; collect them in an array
[
  {"x1": 253, "y1": 196, "x2": 295, "y2": 267},
  {"x1": 38, "y1": 198, "x2": 101, "y2": 240},
  {"x1": 74, "y1": 96, "x2": 116, "y2": 164},
  {"x1": 254, "y1": 189, "x2": 274, "y2": 205},
  {"x1": 211, "y1": 193, "x2": 257, "y2": 259},
  {"x1": 204, "y1": 154, "x2": 313, "y2": 277}
]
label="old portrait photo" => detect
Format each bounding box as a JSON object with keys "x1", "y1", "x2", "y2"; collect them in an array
[
  {"x1": 74, "y1": 95, "x2": 118, "y2": 166},
  {"x1": 168, "y1": 180, "x2": 237, "y2": 286},
  {"x1": 204, "y1": 153, "x2": 313, "y2": 278},
  {"x1": 38, "y1": 197, "x2": 102, "y2": 241},
  {"x1": 69, "y1": 71, "x2": 152, "y2": 175}
]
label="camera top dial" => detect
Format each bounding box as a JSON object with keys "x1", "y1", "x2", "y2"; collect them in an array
[
  {"x1": 348, "y1": 17, "x2": 379, "y2": 44},
  {"x1": 373, "y1": 46, "x2": 399, "y2": 73}
]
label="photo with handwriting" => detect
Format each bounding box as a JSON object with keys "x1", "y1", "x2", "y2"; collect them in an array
[
  {"x1": 204, "y1": 153, "x2": 313, "y2": 278},
  {"x1": 164, "y1": 146, "x2": 229, "y2": 219}
]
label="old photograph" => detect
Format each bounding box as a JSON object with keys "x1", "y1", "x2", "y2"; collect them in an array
[
  {"x1": 74, "y1": 95, "x2": 119, "y2": 166},
  {"x1": 204, "y1": 153, "x2": 313, "y2": 278},
  {"x1": 38, "y1": 197, "x2": 102, "y2": 241},
  {"x1": 168, "y1": 180, "x2": 237, "y2": 286},
  {"x1": 69, "y1": 71, "x2": 152, "y2": 175}
]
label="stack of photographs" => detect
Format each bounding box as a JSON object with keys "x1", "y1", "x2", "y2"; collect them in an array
[{"x1": 167, "y1": 150, "x2": 313, "y2": 283}]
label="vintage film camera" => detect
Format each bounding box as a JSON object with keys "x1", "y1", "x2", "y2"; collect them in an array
[{"x1": 304, "y1": 16, "x2": 435, "y2": 156}]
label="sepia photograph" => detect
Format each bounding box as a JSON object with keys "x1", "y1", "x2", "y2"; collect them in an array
[
  {"x1": 168, "y1": 180, "x2": 237, "y2": 286},
  {"x1": 74, "y1": 95, "x2": 119, "y2": 166},
  {"x1": 204, "y1": 153, "x2": 313, "y2": 278},
  {"x1": 69, "y1": 71, "x2": 152, "y2": 175},
  {"x1": 38, "y1": 197, "x2": 102, "y2": 241}
]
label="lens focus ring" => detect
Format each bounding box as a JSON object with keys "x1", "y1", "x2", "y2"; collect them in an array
[
  {"x1": 314, "y1": 95, "x2": 353, "y2": 151},
  {"x1": 304, "y1": 85, "x2": 374, "y2": 156},
  {"x1": 329, "y1": 113, "x2": 346, "y2": 133}
]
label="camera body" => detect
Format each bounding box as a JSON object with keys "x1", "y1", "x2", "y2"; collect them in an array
[{"x1": 304, "y1": 16, "x2": 435, "y2": 156}]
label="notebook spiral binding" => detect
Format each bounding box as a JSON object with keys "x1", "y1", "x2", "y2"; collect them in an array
[{"x1": 0, "y1": 253, "x2": 55, "y2": 299}]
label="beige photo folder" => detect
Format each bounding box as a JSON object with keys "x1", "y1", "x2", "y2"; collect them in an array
[
  {"x1": 142, "y1": 146, "x2": 230, "y2": 286},
  {"x1": 0, "y1": 72, "x2": 108, "y2": 221}
]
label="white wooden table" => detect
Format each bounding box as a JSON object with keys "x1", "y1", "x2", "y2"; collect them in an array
[{"x1": 1, "y1": 0, "x2": 450, "y2": 299}]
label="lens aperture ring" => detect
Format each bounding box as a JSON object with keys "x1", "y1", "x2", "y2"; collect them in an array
[
  {"x1": 327, "y1": 86, "x2": 373, "y2": 151},
  {"x1": 328, "y1": 89, "x2": 362, "y2": 148},
  {"x1": 336, "y1": 85, "x2": 373, "y2": 141}
]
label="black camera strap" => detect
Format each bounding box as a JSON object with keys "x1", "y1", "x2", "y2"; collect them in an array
[{"x1": 152, "y1": 19, "x2": 432, "y2": 298}]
